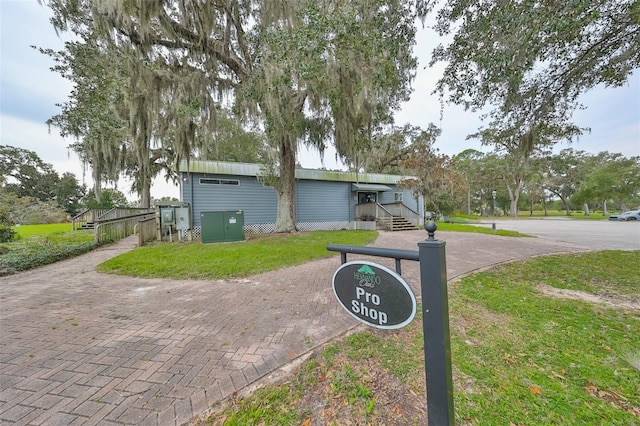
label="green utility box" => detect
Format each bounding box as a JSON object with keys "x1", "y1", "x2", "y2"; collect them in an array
[{"x1": 201, "y1": 210, "x2": 245, "y2": 243}]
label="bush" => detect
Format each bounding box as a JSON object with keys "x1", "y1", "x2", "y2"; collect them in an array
[
  {"x1": 0, "y1": 237, "x2": 97, "y2": 276},
  {"x1": 0, "y1": 208, "x2": 16, "y2": 243},
  {"x1": 0, "y1": 225, "x2": 15, "y2": 243}
]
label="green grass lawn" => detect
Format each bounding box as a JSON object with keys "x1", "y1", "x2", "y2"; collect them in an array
[
  {"x1": 204, "y1": 250, "x2": 640, "y2": 425},
  {"x1": 13, "y1": 223, "x2": 73, "y2": 237},
  {"x1": 450, "y1": 252, "x2": 639, "y2": 424},
  {"x1": 435, "y1": 222, "x2": 530, "y2": 237},
  {"x1": 98, "y1": 224, "x2": 529, "y2": 280},
  {"x1": 98, "y1": 230, "x2": 379, "y2": 279},
  {"x1": 453, "y1": 210, "x2": 611, "y2": 220},
  {"x1": 516, "y1": 210, "x2": 610, "y2": 220}
]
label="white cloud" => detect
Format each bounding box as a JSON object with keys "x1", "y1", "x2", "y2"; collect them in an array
[
  {"x1": 1, "y1": 114, "x2": 180, "y2": 201},
  {"x1": 396, "y1": 24, "x2": 640, "y2": 158},
  {"x1": 1, "y1": 114, "x2": 83, "y2": 176}
]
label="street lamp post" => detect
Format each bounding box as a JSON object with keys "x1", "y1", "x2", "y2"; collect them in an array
[{"x1": 492, "y1": 190, "x2": 497, "y2": 215}]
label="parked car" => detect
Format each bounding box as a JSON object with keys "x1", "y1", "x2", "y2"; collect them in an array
[{"x1": 608, "y1": 210, "x2": 640, "y2": 221}]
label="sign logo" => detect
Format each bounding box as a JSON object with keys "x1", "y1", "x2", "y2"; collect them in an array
[
  {"x1": 354, "y1": 264, "x2": 381, "y2": 287},
  {"x1": 332, "y1": 261, "x2": 416, "y2": 329}
]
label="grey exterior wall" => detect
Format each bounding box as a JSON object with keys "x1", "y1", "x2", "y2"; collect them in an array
[
  {"x1": 181, "y1": 173, "x2": 277, "y2": 226},
  {"x1": 386, "y1": 189, "x2": 422, "y2": 213},
  {"x1": 181, "y1": 171, "x2": 421, "y2": 227},
  {"x1": 296, "y1": 179, "x2": 351, "y2": 222}
]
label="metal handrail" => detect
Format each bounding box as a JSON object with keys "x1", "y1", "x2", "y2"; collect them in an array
[{"x1": 327, "y1": 244, "x2": 419, "y2": 275}]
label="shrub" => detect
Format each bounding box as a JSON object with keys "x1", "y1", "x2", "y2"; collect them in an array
[
  {"x1": 0, "y1": 209, "x2": 15, "y2": 243},
  {"x1": 0, "y1": 225, "x2": 15, "y2": 243},
  {"x1": 0, "y1": 231, "x2": 98, "y2": 276}
]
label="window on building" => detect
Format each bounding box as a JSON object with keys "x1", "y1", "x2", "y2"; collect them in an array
[
  {"x1": 395, "y1": 192, "x2": 403, "y2": 202},
  {"x1": 200, "y1": 178, "x2": 239, "y2": 186}
]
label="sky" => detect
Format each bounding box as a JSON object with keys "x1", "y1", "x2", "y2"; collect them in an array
[{"x1": 2, "y1": 1, "x2": 639, "y2": 202}]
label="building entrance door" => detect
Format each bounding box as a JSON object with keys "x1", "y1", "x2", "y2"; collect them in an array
[{"x1": 358, "y1": 192, "x2": 377, "y2": 204}]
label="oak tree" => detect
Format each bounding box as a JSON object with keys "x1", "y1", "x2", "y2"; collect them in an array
[
  {"x1": 43, "y1": 0, "x2": 425, "y2": 231},
  {"x1": 431, "y1": 0, "x2": 638, "y2": 216}
]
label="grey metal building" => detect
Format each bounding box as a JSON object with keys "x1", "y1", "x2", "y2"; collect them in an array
[{"x1": 177, "y1": 160, "x2": 424, "y2": 235}]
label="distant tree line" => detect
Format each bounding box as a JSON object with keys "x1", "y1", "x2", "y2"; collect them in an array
[
  {"x1": 351, "y1": 129, "x2": 640, "y2": 217},
  {"x1": 0, "y1": 145, "x2": 130, "y2": 228},
  {"x1": 454, "y1": 148, "x2": 640, "y2": 217}
]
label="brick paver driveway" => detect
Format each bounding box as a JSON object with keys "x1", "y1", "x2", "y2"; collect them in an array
[{"x1": 0, "y1": 230, "x2": 588, "y2": 425}]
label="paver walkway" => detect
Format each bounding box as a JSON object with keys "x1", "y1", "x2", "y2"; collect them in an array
[{"x1": 0, "y1": 230, "x2": 589, "y2": 425}]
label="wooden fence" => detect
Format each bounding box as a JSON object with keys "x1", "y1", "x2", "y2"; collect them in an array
[
  {"x1": 138, "y1": 217, "x2": 158, "y2": 247},
  {"x1": 72, "y1": 208, "x2": 155, "y2": 230},
  {"x1": 93, "y1": 212, "x2": 156, "y2": 244}
]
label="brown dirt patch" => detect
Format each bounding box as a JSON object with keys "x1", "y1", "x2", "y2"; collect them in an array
[{"x1": 538, "y1": 284, "x2": 640, "y2": 311}]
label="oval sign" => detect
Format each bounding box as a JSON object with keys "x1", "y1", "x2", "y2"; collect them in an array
[{"x1": 332, "y1": 261, "x2": 416, "y2": 329}]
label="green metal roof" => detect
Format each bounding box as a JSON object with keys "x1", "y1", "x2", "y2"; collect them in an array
[
  {"x1": 177, "y1": 160, "x2": 412, "y2": 184},
  {"x1": 351, "y1": 183, "x2": 393, "y2": 192}
]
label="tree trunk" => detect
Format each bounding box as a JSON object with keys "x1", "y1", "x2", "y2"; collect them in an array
[
  {"x1": 274, "y1": 135, "x2": 297, "y2": 233},
  {"x1": 141, "y1": 183, "x2": 151, "y2": 208},
  {"x1": 562, "y1": 197, "x2": 570, "y2": 216},
  {"x1": 603, "y1": 200, "x2": 609, "y2": 216},
  {"x1": 543, "y1": 198, "x2": 549, "y2": 216},
  {"x1": 136, "y1": 156, "x2": 152, "y2": 208},
  {"x1": 509, "y1": 197, "x2": 518, "y2": 217},
  {"x1": 92, "y1": 168, "x2": 103, "y2": 204},
  {"x1": 583, "y1": 203, "x2": 590, "y2": 216},
  {"x1": 506, "y1": 179, "x2": 522, "y2": 217},
  {"x1": 530, "y1": 199, "x2": 533, "y2": 216}
]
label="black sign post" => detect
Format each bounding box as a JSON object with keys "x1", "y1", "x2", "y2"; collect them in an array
[
  {"x1": 327, "y1": 222, "x2": 455, "y2": 426},
  {"x1": 332, "y1": 261, "x2": 416, "y2": 329},
  {"x1": 418, "y1": 225, "x2": 454, "y2": 425}
]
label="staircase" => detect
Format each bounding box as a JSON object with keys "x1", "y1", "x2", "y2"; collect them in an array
[
  {"x1": 377, "y1": 216, "x2": 419, "y2": 231},
  {"x1": 79, "y1": 222, "x2": 95, "y2": 230}
]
